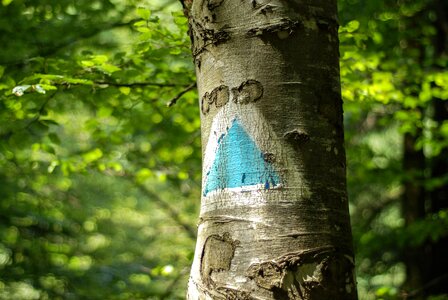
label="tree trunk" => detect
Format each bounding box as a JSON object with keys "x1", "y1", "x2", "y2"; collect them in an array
[
  {"x1": 425, "y1": 98, "x2": 448, "y2": 296},
  {"x1": 181, "y1": 1, "x2": 357, "y2": 298},
  {"x1": 401, "y1": 0, "x2": 448, "y2": 296},
  {"x1": 402, "y1": 130, "x2": 426, "y2": 295},
  {"x1": 425, "y1": 0, "x2": 448, "y2": 294}
]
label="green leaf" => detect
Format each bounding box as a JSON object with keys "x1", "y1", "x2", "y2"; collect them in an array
[
  {"x1": 173, "y1": 16, "x2": 188, "y2": 26},
  {"x1": 136, "y1": 27, "x2": 150, "y2": 33},
  {"x1": 97, "y1": 106, "x2": 113, "y2": 117},
  {"x1": 81, "y1": 60, "x2": 95, "y2": 68},
  {"x1": 119, "y1": 87, "x2": 131, "y2": 95},
  {"x1": 137, "y1": 7, "x2": 151, "y2": 20},
  {"x1": 41, "y1": 143, "x2": 56, "y2": 154},
  {"x1": 2, "y1": 0, "x2": 13, "y2": 6},
  {"x1": 62, "y1": 78, "x2": 93, "y2": 85},
  {"x1": 136, "y1": 168, "x2": 153, "y2": 183},
  {"x1": 107, "y1": 162, "x2": 123, "y2": 172},
  {"x1": 48, "y1": 133, "x2": 61, "y2": 145},
  {"x1": 82, "y1": 148, "x2": 103, "y2": 164},
  {"x1": 133, "y1": 21, "x2": 147, "y2": 27},
  {"x1": 38, "y1": 84, "x2": 58, "y2": 91},
  {"x1": 346, "y1": 20, "x2": 360, "y2": 33},
  {"x1": 99, "y1": 63, "x2": 121, "y2": 74}
]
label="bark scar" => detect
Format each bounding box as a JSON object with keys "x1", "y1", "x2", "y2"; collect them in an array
[
  {"x1": 246, "y1": 247, "x2": 356, "y2": 299},
  {"x1": 283, "y1": 129, "x2": 310, "y2": 144},
  {"x1": 201, "y1": 85, "x2": 229, "y2": 115},
  {"x1": 200, "y1": 232, "x2": 240, "y2": 287},
  {"x1": 190, "y1": 19, "x2": 231, "y2": 59},
  {"x1": 247, "y1": 18, "x2": 303, "y2": 38},
  {"x1": 231, "y1": 79, "x2": 263, "y2": 104}
]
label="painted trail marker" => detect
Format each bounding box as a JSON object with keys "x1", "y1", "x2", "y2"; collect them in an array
[{"x1": 203, "y1": 118, "x2": 281, "y2": 196}]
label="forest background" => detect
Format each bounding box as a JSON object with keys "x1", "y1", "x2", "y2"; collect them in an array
[{"x1": 0, "y1": 0, "x2": 447, "y2": 299}]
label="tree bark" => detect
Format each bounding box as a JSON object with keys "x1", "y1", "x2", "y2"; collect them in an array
[
  {"x1": 402, "y1": 130, "x2": 426, "y2": 295},
  {"x1": 425, "y1": 98, "x2": 448, "y2": 296},
  {"x1": 425, "y1": 0, "x2": 448, "y2": 294},
  {"x1": 181, "y1": 1, "x2": 357, "y2": 298},
  {"x1": 401, "y1": 1, "x2": 448, "y2": 296}
]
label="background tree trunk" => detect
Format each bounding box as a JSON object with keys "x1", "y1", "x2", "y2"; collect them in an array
[
  {"x1": 402, "y1": 130, "x2": 426, "y2": 294},
  {"x1": 401, "y1": 0, "x2": 448, "y2": 297},
  {"x1": 424, "y1": 0, "x2": 448, "y2": 294},
  {"x1": 181, "y1": 0, "x2": 357, "y2": 298}
]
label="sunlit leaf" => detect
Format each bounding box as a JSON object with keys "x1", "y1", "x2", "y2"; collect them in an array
[
  {"x1": 82, "y1": 148, "x2": 103, "y2": 164},
  {"x1": 33, "y1": 84, "x2": 46, "y2": 94},
  {"x1": 119, "y1": 86, "x2": 131, "y2": 95},
  {"x1": 1, "y1": 0, "x2": 13, "y2": 6},
  {"x1": 344, "y1": 20, "x2": 360, "y2": 33},
  {"x1": 137, "y1": 7, "x2": 151, "y2": 20},
  {"x1": 12, "y1": 85, "x2": 31, "y2": 96}
]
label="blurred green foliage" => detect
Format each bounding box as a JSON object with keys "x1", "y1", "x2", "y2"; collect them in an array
[
  {"x1": 1, "y1": 0, "x2": 199, "y2": 299},
  {"x1": 0, "y1": 0, "x2": 447, "y2": 299},
  {"x1": 339, "y1": 0, "x2": 448, "y2": 298}
]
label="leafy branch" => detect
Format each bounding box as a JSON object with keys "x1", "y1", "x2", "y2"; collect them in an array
[
  {"x1": 167, "y1": 82, "x2": 197, "y2": 107},
  {"x1": 0, "y1": 18, "x2": 139, "y2": 66},
  {"x1": 134, "y1": 183, "x2": 197, "y2": 241}
]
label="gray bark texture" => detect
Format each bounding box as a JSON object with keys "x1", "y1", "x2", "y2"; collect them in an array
[{"x1": 181, "y1": 0, "x2": 358, "y2": 299}]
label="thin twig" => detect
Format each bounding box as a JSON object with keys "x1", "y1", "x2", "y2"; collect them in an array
[
  {"x1": 0, "y1": 91, "x2": 57, "y2": 140},
  {"x1": 132, "y1": 181, "x2": 197, "y2": 241},
  {"x1": 402, "y1": 273, "x2": 448, "y2": 299},
  {"x1": 160, "y1": 267, "x2": 191, "y2": 300},
  {"x1": 25, "y1": 91, "x2": 57, "y2": 129},
  {"x1": 167, "y1": 82, "x2": 197, "y2": 107},
  {"x1": 94, "y1": 81, "x2": 183, "y2": 88},
  {"x1": 0, "y1": 18, "x2": 139, "y2": 66}
]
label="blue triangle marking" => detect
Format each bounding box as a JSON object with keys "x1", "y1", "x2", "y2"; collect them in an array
[{"x1": 203, "y1": 119, "x2": 281, "y2": 196}]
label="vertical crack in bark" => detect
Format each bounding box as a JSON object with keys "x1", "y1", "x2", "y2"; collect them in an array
[
  {"x1": 180, "y1": 0, "x2": 193, "y2": 17},
  {"x1": 315, "y1": 89, "x2": 343, "y2": 130}
]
